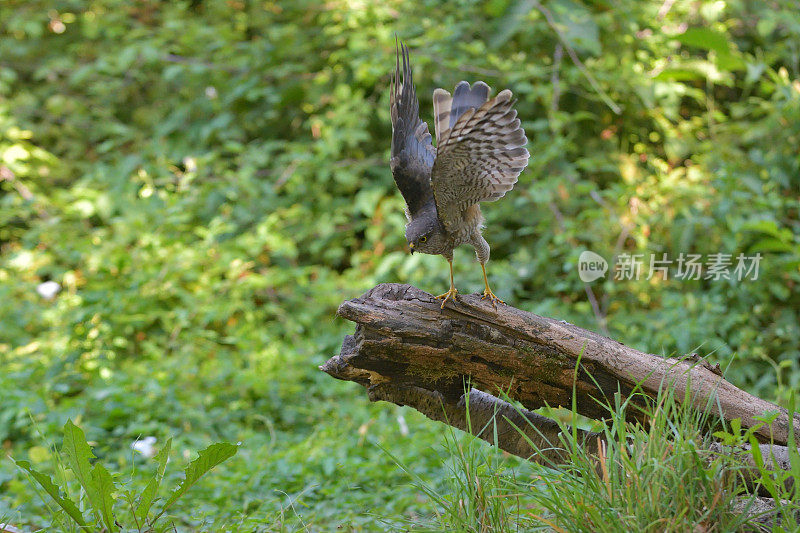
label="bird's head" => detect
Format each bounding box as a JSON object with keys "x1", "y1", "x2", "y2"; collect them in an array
[{"x1": 405, "y1": 216, "x2": 445, "y2": 254}]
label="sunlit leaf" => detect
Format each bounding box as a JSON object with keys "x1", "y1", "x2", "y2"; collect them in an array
[{"x1": 15, "y1": 460, "x2": 89, "y2": 528}]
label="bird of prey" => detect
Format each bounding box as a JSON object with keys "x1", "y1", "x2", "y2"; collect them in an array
[{"x1": 389, "y1": 41, "x2": 529, "y2": 308}]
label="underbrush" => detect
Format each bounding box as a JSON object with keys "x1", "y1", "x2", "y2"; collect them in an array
[{"x1": 391, "y1": 388, "x2": 800, "y2": 532}]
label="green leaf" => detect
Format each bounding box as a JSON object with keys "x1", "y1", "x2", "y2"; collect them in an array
[
  {"x1": 748, "y1": 434, "x2": 778, "y2": 500},
  {"x1": 15, "y1": 460, "x2": 89, "y2": 528},
  {"x1": 61, "y1": 420, "x2": 97, "y2": 503},
  {"x1": 676, "y1": 28, "x2": 728, "y2": 55},
  {"x1": 786, "y1": 395, "x2": 800, "y2": 502},
  {"x1": 675, "y1": 28, "x2": 744, "y2": 70},
  {"x1": 653, "y1": 68, "x2": 705, "y2": 82},
  {"x1": 135, "y1": 437, "x2": 172, "y2": 523},
  {"x1": 741, "y1": 219, "x2": 784, "y2": 238},
  {"x1": 61, "y1": 420, "x2": 117, "y2": 532},
  {"x1": 90, "y1": 463, "x2": 118, "y2": 532},
  {"x1": 157, "y1": 442, "x2": 238, "y2": 518},
  {"x1": 750, "y1": 238, "x2": 793, "y2": 253}
]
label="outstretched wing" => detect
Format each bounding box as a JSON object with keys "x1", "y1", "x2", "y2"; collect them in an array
[
  {"x1": 390, "y1": 41, "x2": 436, "y2": 219},
  {"x1": 431, "y1": 83, "x2": 529, "y2": 231}
]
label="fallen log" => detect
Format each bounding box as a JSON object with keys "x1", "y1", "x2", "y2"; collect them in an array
[
  {"x1": 323, "y1": 285, "x2": 799, "y2": 462},
  {"x1": 323, "y1": 283, "x2": 799, "y2": 443},
  {"x1": 322, "y1": 284, "x2": 800, "y2": 525}
]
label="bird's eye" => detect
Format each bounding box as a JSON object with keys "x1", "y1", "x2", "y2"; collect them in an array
[{"x1": 420, "y1": 236, "x2": 427, "y2": 243}]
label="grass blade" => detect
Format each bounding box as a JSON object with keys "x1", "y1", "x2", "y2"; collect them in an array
[{"x1": 15, "y1": 460, "x2": 89, "y2": 528}]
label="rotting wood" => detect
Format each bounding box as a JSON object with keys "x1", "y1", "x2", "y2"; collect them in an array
[
  {"x1": 322, "y1": 284, "x2": 800, "y2": 525},
  {"x1": 322, "y1": 283, "x2": 800, "y2": 449}
]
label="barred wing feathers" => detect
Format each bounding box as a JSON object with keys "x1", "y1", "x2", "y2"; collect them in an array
[{"x1": 431, "y1": 87, "x2": 529, "y2": 230}]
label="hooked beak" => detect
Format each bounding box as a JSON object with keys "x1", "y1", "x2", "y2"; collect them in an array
[{"x1": 408, "y1": 242, "x2": 415, "y2": 254}]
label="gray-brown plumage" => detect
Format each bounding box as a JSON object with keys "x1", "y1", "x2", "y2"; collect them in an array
[{"x1": 390, "y1": 41, "x2": 529, "y2": 307}]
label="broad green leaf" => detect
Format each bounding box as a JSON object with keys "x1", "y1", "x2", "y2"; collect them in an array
[
  {"x1": 489, "y1": 0, "x2": 536, "y2": 48},
  {"x1": 741, "y1": 219, "x2": 784, "y2": 238},
  {"x1": 654, "y1": 68, "x2": 705, "y2": 82},
  {"x1": 676, "y1": 28, "x2": 729, "y2": 55},
  {"x1": 62, "y1": 420, "x2": 116, "y2": 530},
  {"x1": 135, "y1": 437, "x2": 172, "y2": 523},
  {"x1": 675, "y1": 28, "x2": 744, "y2": 70},
  {"x1": 90, "y1": 463, "x2": 118, "y2": 533},
  {"x1": 749, "y1": 238, "x2": 793, "y2": 253},
  {"x1": 157, "y1": 442, "x2": 238, "y2": 518},
  {"x1": 552, "y1": 0, "x2": 601, "y2": 55},
  {"x1": 15, "y1": 460, "x2": 89, "y2": 528},
  {"x1": 61, "y1": 420, "x2": 97, "y2": 503}
]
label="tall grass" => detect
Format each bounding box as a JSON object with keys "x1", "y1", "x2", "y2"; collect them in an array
[
  {"x1": 524, "y1": 389, "x2": 750, "y2": 532},
  {"x1": 383, "y1": 400, "x2": 539, "y2": 532},
  {"x1": 389, "y1": 385, "x2": 800, "y2": 532}
]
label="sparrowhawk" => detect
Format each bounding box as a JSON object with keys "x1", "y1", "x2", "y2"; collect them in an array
[{"x1": 390, "y1": 41, "x2": 529, "y2": 308}]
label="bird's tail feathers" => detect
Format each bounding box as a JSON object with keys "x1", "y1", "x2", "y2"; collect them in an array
[
  {"x1": 433, "y1": 81, "x2": 491, "y2": 146},
  {"x1": 433, "y1": 88, "x2": 452, "y2": 146}
]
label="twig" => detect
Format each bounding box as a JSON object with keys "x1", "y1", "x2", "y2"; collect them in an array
[
  {"x1": 658, "y1": 0, "x2": 676, "y2": 20},
  {"x1": 583, "y1": 283, "x2": 609, "y2": 336},
  {"x1": 530, "y1": 0, "x2": 622, "y2": 115},
  {"x1": 551, "y1": 43, "x2": 563, "y2": 114},
  {"x1": 548, "y1": 198, "x2": 609, "y2": 335}
]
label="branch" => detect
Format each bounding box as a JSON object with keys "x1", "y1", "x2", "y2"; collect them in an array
[
  {"x1": 322, "y1": 284, "x2": 800, "y2": 525},
  {"x1": 529, "y1": 0, "x2": 622, "y2": 114},
  {"x1": 323, "y1": 335, "x2": 602, "y2": 465},
  {"x1": 325, "y1": 284, "x2": 799, "y2": 447}
]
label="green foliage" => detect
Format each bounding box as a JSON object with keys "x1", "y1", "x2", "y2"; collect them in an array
[
  {"x1": 156, "y1": 441, "x2": 239, "y2": 520},
  {"x1": 0, "y1": 0, "x2": 798, "y2": 529},
  {"x1": 714, "y1": 395, "x2": 800, "y2": 531},
  {"x1": 531, "y1": 393, "x2": 748, "y2": 531},
  {"x1": 135, "y1": 437, "x2": 171, "y2": 524},
  {"x1": 14, "y1": 460, "x2": 88, "y2": 529},
  {"x1": 16, "y1": 420, "x2": 237, "y2": 532},
  {"x1": 384, "y1": 424, "x2": 538, "y2": 532},
  {"x1": 390, "y1": 385, "x2": 800, "y2": 532}
]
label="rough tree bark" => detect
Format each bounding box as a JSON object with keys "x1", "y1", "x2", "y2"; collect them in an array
[{"x1": 321, "y1": 284, "x2": 800, "y2": 479}]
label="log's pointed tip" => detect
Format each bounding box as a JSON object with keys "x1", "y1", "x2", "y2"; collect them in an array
[
  {"x1": 336, "y1": 299, "x2": 353, "y2": 318},
  {"x1": 319, "y1": 356, "x2": 342, "y2": 377}
]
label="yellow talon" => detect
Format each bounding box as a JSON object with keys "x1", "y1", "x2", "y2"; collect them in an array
[
  {"x1": 481, "y1": 287, "x2": 505, "y2": 307},
  {"x1": 480, "y1": 263, "x2": 505, "y2": 309},
  {"x1": 435, "y1": 257, "x2": 458, "y2": 308},
  {"x1": 435, "y1": 287, "x2": 459, "y2": 308}
]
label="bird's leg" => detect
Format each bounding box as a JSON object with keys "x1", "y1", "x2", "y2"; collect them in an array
[
  {"x1": 435, "y1": 258, "x2": 458, "y2": 308},
  {"x1": 480, "y1": 262, "x2": 505, "y2": 307}
]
